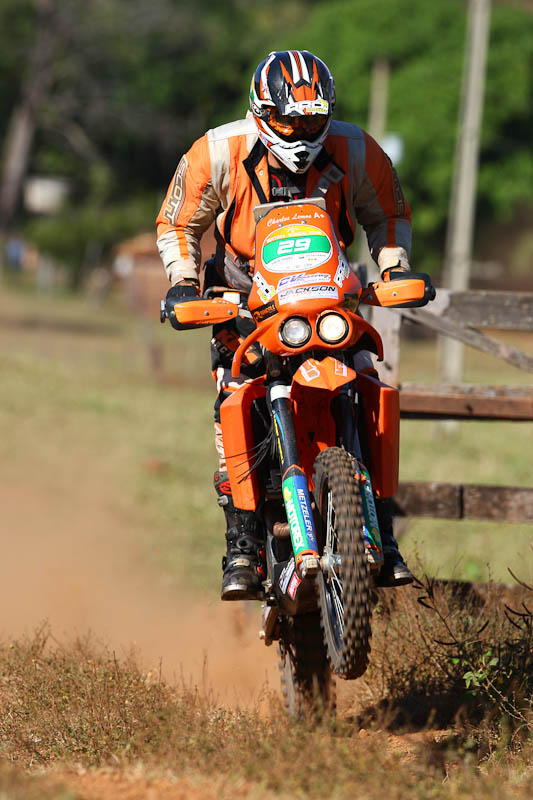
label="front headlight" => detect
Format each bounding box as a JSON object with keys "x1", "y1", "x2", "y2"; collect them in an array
[
  {"x1": 317, "y1": 312, "x2": 349, "y2": 344},
  {"x1": 279, "y1": 316, "x2": 312, "y2": 348}
]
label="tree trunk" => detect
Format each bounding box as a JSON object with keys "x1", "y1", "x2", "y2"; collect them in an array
[
  {"x1": 0, "y1": 104, "x2": 39, "y2": 233},
  {"x1": 0, "y1": 0, "x2": 59, "y2": 233}
]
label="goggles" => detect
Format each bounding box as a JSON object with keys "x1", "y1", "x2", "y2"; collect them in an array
[{"x1": 266, "y1": 108, "x2": 328, "y2": 141}]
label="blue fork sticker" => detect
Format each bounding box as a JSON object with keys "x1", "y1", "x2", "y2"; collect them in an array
[{"x1": 282, "y1": 470, "x2": 318, "y2": 555}]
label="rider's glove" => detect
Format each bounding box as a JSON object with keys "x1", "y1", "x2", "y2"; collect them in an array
[{"x1": 165, "y1": 280, "x2": 200, "y2": 330}]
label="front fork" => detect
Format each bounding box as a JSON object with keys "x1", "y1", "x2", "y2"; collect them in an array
[{"x1": 268, "y1": 382, "x2": 320, "y2": 578}]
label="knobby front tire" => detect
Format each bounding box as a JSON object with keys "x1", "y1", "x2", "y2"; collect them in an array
[
  {"x1": 313, "y1": 447, "x2": 372, "y2": 679},
  {"x1": 278, "y1": 611, "x2": 335, "y2": 719}
]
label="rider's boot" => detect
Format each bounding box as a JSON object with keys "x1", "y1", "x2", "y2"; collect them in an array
[
  {"x1": 374, "y1": 496, "x2": 413, "y2": 587},
  {"x1": 214, "y1": 471, "x2": 266, "y2": 601}
]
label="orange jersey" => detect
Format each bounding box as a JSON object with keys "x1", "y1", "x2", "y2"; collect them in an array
[{"x1": 156, "y1": 117, "x2": 411, "y2": 286}]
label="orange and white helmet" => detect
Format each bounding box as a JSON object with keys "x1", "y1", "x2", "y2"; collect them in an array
[{"x1": 250, "y1": 50, "x2": 336, "y2": 173}]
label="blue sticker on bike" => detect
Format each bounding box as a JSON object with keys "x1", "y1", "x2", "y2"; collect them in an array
[{"x1": 282, "y1": 472, "x2": 318, "y2": 555}]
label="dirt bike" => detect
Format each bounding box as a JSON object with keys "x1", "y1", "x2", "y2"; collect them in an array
[{"x1": 161, "y1": 197, "x2": 435, "y2": 715}]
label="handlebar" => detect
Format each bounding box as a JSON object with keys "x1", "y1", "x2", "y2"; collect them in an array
[{"x1": 161, "y1": 273, "x2": 436, "y2": 325}]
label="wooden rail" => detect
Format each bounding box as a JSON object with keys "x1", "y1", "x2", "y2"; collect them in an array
[
  {"x1": 399, "y1": 383, "x2": 533, "y2": 421},
  {"x1": 367, "y1": 287, "x2": 533, "y2": 526},
  {"x1": 369, "y1": 289, "x2": 533, "y2": 387},
  {"x1": 392, "y1": 482, "x2": 533, "y2": 523}
]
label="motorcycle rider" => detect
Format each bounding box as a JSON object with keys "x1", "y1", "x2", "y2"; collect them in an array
[{"x1": 156, "y1": 50, "x2": 414, "y2": 600}]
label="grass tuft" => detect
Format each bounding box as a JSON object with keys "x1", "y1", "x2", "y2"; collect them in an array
[{"x1": 349, "y1": 574, "x2": 532, "y2": 752}]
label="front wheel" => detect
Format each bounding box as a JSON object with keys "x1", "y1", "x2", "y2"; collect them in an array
[
  {"x1": 278, "y1": 612, "x2": 335, "y2": 718},
  {"x1": 313, "y1": 447, "x2": 372, "y2": 679}
]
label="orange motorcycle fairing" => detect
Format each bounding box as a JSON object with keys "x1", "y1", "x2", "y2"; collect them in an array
[
  {"x1": 220, "y1": 356, "x2": 357, "y2": 509},
  {"x1": 357, "y1": 371, "x2": 400, "y2": 498},
  {"x1": 231, "y1": 310, "x2": 383, "y2": 378},
  {"x1": 219, "y1": 377, "x2": 266, "y2": 511}
]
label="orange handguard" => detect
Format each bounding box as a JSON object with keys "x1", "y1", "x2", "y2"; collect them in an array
[
  {"x1": 173, "y1": 298, "x2": 238, "y2": 324},
  {"x1": 360, "y1": 274, "x2": 435, "y2": 308}
]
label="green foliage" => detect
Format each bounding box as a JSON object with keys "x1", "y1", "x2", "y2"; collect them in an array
[
  {"x1": 422, "y1": 577, "x2": 533, "y2": 730},
  {"x1": 290, "y1": 0, "x2": 533, "y2": 271},
  {"x1": 2, "y1": 0, "x2": 532, "y2": 278},
  {"x1": 365, "y1": 577, "x2": 533, "y2": 745}
]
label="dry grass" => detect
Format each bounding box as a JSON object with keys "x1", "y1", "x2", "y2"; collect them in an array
[{"x1": 0, "y1": 582, "x2": 531, "y2": 800}]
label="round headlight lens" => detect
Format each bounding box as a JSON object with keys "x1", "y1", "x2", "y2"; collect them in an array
[
  {"x1": 317, "y1": 312, "x2": 349, "y2": 344},
  {"x1": 280, "y1": 316, "x2": 312, "y2": 347}
]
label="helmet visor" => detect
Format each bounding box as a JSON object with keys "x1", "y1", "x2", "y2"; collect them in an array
[{"x1": 267, "y1": 108, "x2": 328, "y2": 142}]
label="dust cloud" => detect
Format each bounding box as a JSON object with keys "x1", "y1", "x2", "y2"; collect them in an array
[{"x1": 0, "y1": 479, "x2": 278, "y2": 707}]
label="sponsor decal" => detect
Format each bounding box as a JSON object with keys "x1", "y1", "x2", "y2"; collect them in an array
[
  {"x1": 333, "y1": 256, "x2": 350, "y2": 288},
  {"x1": 253, "y1": 272, "x2": 276, "y2": 304},
  {"x1": 215, "y1": 474, "x2": 232, "y2": 495},
  {"x1": 284, "y1": 98, "x2": 329, "y2": 116},
  {"x1": 358, "y1": 465, "x2": 382, "y2": 548},
  {"x1": 287, "y1": 572, "x2": 301, "y2": 600},
  {"x1": 272, "y1": 411, "x2": 286, "y2": 468},
  {"x1": 278, "y1": 558, "x2": 295, "y2": 594},
  {"x1": 334, "y1": 360, "x2": 348, "y2": 377},
  {"x1": 277, "y1": 272, "x2": 330, "y2": 290},
  {"x1": 253, "y1": 299, "x2": 277, "y2": 323},
  {"x1": 298, "y1": 360, "x2": 321, "y2": 383},
  {"x1": 282, "y1": 481, "x2": 306, "y2": 552},
  {"x1": 261, "y1": 224, "x2": 332, "y2": 272},
  {"x1": 291, "y1": 472, "x2": 318, "y2": 551},
  {"x1": 297, "y1": 487, "x2": 314, "y2": 537},
  {"x1": 278, "y1": 284, "x2": 338, "y2": 305},
  {"x1": 163, "y1": 156, "x2": 188, "y2": 223}
]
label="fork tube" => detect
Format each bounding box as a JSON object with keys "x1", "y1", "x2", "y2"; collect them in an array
[{"x1": 269, "y1": 384, "x2": 318, "y2": 560}]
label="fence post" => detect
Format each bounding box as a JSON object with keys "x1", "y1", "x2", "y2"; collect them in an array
[{"x1": 439, "y1": 0, "x2": 492, "y2": 388}]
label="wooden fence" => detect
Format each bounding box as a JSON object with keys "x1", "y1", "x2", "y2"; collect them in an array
[{"x1": 369, "y1": 288, "x2": 533, "y2": 526}]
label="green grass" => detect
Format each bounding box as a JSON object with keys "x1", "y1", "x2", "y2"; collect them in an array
[
  {"x1": 397, "y1": 333, "x2": 533, "y2": 583},
  {"x1": 399, "y1": 417, "x2": 532, "y2": 583}
]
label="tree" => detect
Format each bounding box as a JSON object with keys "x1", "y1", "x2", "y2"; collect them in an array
[
  {"x1": 0, "y1": 0, "x2": 306, "y2": 276},
  {"x1": 285, "y1": 0, "x2": 533, "y2": 272},
  {"x1": 2, "y1": 0, "x2": 530, "y2": 280}
]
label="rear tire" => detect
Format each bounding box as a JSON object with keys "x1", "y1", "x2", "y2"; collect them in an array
[
  {"x1": 313, "y1": 447, "x2": 372, "y2": 679},
  {"x1": 278, "y1": 611, "x2": 335, "y2": 718}
]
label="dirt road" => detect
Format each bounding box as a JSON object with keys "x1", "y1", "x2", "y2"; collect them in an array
[{"x1": 0, "y1": 474, "x2": 278, "y2": 706}]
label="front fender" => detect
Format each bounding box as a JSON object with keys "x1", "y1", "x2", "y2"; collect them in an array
[
  {"x1": 291, "y1": 356, "x2": 356, "y2": 393},
  {"x1": 290, "y1": 357, "x2": 355, "y2": 486}
]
